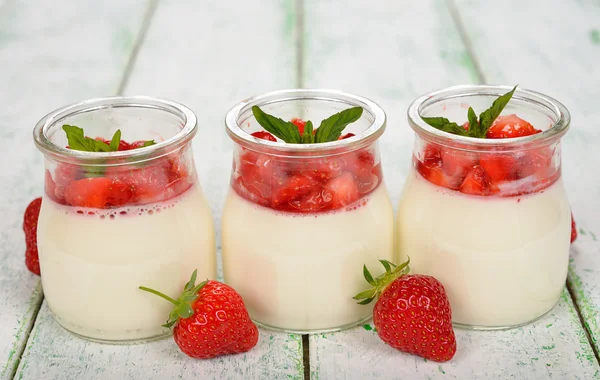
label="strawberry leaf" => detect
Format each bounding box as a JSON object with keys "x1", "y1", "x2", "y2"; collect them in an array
[
  {"x1": 252, "y1": 106, "x2": 301, "y2": 143},
  {"x1": 109, "y1": 129, "x2": 121, "y2": 151},
  {"x1": 363, "y1": 265, "x2": 376, "y2": 286},
  {"x1": 477, "y1": 85, "x2": 517, "y2": 137},
  {"x1": 314, "y1": 107, "x2": 363, "y2": 143}
]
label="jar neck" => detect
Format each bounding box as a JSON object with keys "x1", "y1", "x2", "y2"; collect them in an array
[
  {"x1": 225, "y1": 89, "x2": 386, "y2": 158},
  {"x1": 34, "y1": 96, "x2": 197, "y2": 166},
  {"x1": 408, "y1": 85, "x2": 570, "y2": 153}
]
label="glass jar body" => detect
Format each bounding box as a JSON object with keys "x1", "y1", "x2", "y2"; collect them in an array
[
  {"x1": 34, "y1": 98, "x2": 216, "y2": 343},
  {"x1": 222, "y1": 90, "x2": 394, "y2": 333},
  {"x1": 397, "y1": 86, "x2": 571, "y2": 329}
]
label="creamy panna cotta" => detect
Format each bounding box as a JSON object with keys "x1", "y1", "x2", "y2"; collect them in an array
[
  {"x1": 33, "y1": 97, "x2": 216, "y2": 342},
  {"x1": 222, "y1": 89, "x2": 394, "y2": 333},
  {"x1": 38, "y1": 185, "x2": 215, "y2": 341},
  {"x1": 222, "y1": 185, "x2": 394, "y2": 331},
  {"x1": 397, "y1": 85, "x2": 573, "y2": 329}
]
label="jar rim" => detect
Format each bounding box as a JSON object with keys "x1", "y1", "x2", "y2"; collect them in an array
[
  {"x1": 224, "y1": 89, "x2": 386, "y2": 156},
  {"x1": 33, "y1": 96, "x2": 197, "y2": 164},
  {"x1": 407, "y1": 84, "x2": 570, "y2": 150}
]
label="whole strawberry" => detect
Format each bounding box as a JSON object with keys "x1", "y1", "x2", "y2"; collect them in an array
[
  {"x1": 139, "y1": 270, "x2": 258, "y2": 359},
  {"x1": 571, "y1": 212, "x2": 577, "y2": 243},
  {"x1": 354, "y1": 259, "x2": 456, "y2": 362},
  {"x1": 23, "y1": 197, "x2": 42, "y2": 275}
]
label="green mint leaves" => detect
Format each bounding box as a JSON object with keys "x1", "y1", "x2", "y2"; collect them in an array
[
  {"x1": 63, "y1": 125, "x2": 116, "y2": 152},
  {"x1": 422, "y1": 85, "x2": 517, "y2": 138},
  {"x1": 251, "y1": 105, "x2": 363, "y2": 144},
  {"x1": 62, "y1": 124, "x2": 156, "y2": 152}
]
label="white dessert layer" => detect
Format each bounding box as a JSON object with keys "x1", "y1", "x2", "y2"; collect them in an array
[
  {"x1": 37, "y1": 184, "x2": 216, "y2": 341},
  {"x1": 397, "y1": 169, "x2": 570, "y2": 327}
]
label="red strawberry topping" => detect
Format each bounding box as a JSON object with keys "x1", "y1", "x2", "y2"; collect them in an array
[
  {"x1": 23, "y1": 198, "x2": 42, "y2": 275},
  {"x1": 290, "y1": 118, "x2": 306, "y2": 135},
  {"x1": 139, "y1": 270, "x2": 258, "y2": 359},
  {"x1": 64, "y1": 177, "x2": 134, "y2": 208},
  {"x1": 250, "y1": 131, "x2": 277, "y2": 142},
  {"x1": 486, "y1": 114, "x2": 542, "y2": 139}
]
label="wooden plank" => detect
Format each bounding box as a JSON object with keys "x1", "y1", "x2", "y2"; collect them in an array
[
  {"x1": 451, "y1": 0, "x2": 600, "y2": 355},
  {"x1": 15, "y1": 0, "x2": 305, "y2": 379},
  {"x1": 311, "y1": 291, "x2": 599, "y2": 380},
  {"x1": 17, "y1": 303, "x2": 303, "y2": 380},
  {"x1": 0, "y1": 1, "x2": 149, "y2": 379},
  {"x1": 304, "y1": 0, "x2": 600, "y2": 377}
]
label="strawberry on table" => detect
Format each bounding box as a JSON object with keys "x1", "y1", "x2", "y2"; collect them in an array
[
  {"x1": 354, "y1": 259, "x2": 456, "y2": 362},
  {"x1": 139, "y1": 270, "x2": 258, "y2": 359},
  {"x1": 571, "y1": 213, "x2": 577, "y2": 243},
  {"x1": 23, "y1": 197, "x2": 42, "y2": 275}
]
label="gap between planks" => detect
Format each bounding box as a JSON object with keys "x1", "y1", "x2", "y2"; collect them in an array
[{"x1": 445, "y1": 0, "x2": 600, "y2": 368}]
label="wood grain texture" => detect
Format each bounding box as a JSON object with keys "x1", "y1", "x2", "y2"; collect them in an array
[
  {"x1": 14, "y1": 0, "x2": 305, "y2": 379},
  {"x1": 0, "y1": 0, "x2": 149, "y2": 378},
  {"x1": 16, "y1": 303, "x2": 303, "y2": 380},
  {"x1": 310, "y1": 291, "x2": 599, "y2": 380},
  {"x1": 451, "y1": 0, "x2": 600, "y2": 354},
  {"x1": 304, "y1": 0, "x2": 600, "y2": 377}
]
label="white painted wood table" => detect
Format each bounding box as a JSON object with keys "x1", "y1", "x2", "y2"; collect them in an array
[{"x1": 1, "y1": 0, "x2": 599, "y2": 379}]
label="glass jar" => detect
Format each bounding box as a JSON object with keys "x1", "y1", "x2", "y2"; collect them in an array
[
  {"x1": 33, "y1": 97, "x2": 216, "y2": 343},
  {"x1": 222, "y1": 89, "x2": 394, "y2": 333},
  {"x1": 397, "y1": 85, "x2": 571, "y2": 329}
]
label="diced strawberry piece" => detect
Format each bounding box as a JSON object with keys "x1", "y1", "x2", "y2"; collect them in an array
[
  {"x1": 440, "y1": 149, "x2": 478, "y2": 178},
  {"x1": 516, "y1": 147, "x2": 553, "y2": 179},
  {"x1": 55, "y1": 163, "x2": 81, "y2": 186},
  {"x1": 118, "y1": 140, "x2": 133, "y2": 150},
  {"x1": 459, "y1": 165, "x2": 496, "y2": 196},
  {"x1": 288, "y1": 188, "x2": 334, "y2": 212},
  {"x1": 250, "y1": 131, "x2": 277, "y2": 142},
  {"x1": 486, "y1": 114, "x2": 542, "y2": 139},
  {"x1": 95, "y1": 137, "x2": 111, "y2": 145},
  {"x1": 422, "y1": 144, "x2": 442, "y2": 169},
  {"x1": 571, "y1": 213, "x2": 577, "y2": 243},
  {"x1": 291, "y1": 118, "x2": 306, "y2": 135},
  {"x1": 273, "y1": 175, "x2": 314, "y2": 207},
  {"x1": 480, "y1": 154, "x2": 517, "y2": 181},
  {"x1": 44, "y1": 170, "x2": 60, "y2": 203},
  {"x1": 339, "y1": 133, "x2": 355, "y2": 140},
  {"x1": 462, "y1": 122, "x2": 470, "y2": 130},
  {"x1": 65, "y1": 177, "x2": 133, "y2": 208},
  {"x1": 325, "y1": 172, "x2": 360, "y2": 207}
]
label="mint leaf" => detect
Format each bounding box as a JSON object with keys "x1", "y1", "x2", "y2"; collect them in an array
[
  {"x1": 62, "y1": 125, "x2": 112, "y2": 152},
  {"x1": 109, "y1": 129, "x2": 121, "y2": 151},
  {"x1": 142, "y1": 140, "x2": 156, "y2": 147},
  {"x1": 467, "y1": 107, "x2": 479, "y2": 137},
  {"x1": 422, "y1": 116, "x2": 453, "y2": 129},
  {"x1": 314, "y1": 107, "x2": 363, "y2": 143},
  {"x1": 252, "y1": 106, "x2": 301, "y2": 143},
  {"x1": 477, "y1": 85, "x2": 517, "y2": 137},
  {"x1": 301, "y1": 120, "x2": 314, "y2": 144}
]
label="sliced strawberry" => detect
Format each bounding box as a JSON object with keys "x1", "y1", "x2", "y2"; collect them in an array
[
  {"x1": 65, "y1": 177, "x2": 133, "y2": 208},
  {"x1": 325, "y1": 172, "x2": 360, "y2": 207},
  {"x1": 291, "y1": 118, "x2": 306, "y2": 135},
  {"x1": 250, "y1": 131, "x2": 277, "y2": 142},
  {"x1": 23, "y1": 197, "x2": 42, "y2": 275},
  {"x1": 339, "y1": 133, "x2": 355, "y2": 140},
  {"x1": 459, "y1": 165, "x2": 496, "y2": 196},
  {"x1": 479, "y1": 154, "x2": 517, "y2": 181},
  {"x1": 516, "y1": 147, "x2": 553, "y2": 179},
  {"x1": 486, "y1": 114, "x2": 542, "y2": 139},
  {"x1": 273, "y1": 174, "x2": 314, "y2": 207},
  {"x1": 288, "y1": 188, "x2": 334, "y2": 212},
  {"x1": 440, "y1": 149, "x2": 478, "y2": 178},
  {"x1": 571, "y1": 213, "x2": 577, "y2": 243}
]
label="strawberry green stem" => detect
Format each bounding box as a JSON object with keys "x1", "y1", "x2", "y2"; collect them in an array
[{"x1": 138, "y1": 286, "x2": 178, "y2": 305}]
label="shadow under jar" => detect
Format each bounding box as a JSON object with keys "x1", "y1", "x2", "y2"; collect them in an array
[
  {"x1": 397, "y1": 85, "x2": 571, "y2": 330},
  {"x1": 222, "y1": 89, "x2": 394, "y2": 333},
  {"x1": 33, "y1": 97, "x2": 216, "y2": 343}
]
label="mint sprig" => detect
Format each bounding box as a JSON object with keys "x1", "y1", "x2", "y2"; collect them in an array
[
  {"x1": 62, "y1": 124, "x2": 156, "y2": 152},
  {"x1": 251, "y1": 105, "x2": 363, "y2": 144},
  {"x1": 422, "y1": 85, "x2": 517, "y2": 138}
]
